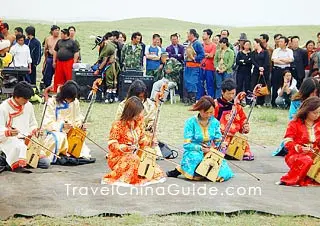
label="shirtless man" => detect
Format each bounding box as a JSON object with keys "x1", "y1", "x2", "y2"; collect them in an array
[
  {"x1": 2, "y1": 23, "x2": 16, "y2": 45},
  {"x1": 42, "y1": 25, "x2": 60, "y2": 88}
]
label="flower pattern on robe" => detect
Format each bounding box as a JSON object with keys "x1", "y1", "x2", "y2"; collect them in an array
[
  {"x1": 102, "y1": 119, "x2": 164, "y2": 185},
  {"x1": 177, "y1": 115, "x2": 234, "y2": 181}
]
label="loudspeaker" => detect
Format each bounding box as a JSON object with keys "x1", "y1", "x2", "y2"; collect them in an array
[
  {"x1": 72, "y1": 70, "x2": 103, "y2": 102},
  {"x1": 118, "y1": 73, "x2": 154, "y2": 101}
]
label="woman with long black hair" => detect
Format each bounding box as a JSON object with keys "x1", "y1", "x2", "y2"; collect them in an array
[{"x1": 251, "y1": 38, "x2": 270, "y2": 107}]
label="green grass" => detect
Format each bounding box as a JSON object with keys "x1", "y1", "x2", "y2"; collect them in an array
[{"x1": 2, "y1": 213, "x2": 319, "y2": 226}]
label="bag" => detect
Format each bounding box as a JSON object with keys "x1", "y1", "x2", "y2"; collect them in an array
[
  {"x1": 256, "y1": 73, "x2": 270, "y2": 97},
  {"x1": 158, "y1": 142, "x2": 178, "y2": 159},
  {"x1": 0, "y1": 151, "x2": 10, "y2": 173}
]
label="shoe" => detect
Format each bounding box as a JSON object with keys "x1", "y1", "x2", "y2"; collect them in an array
[
  {"x1": 105, "y1": 99, "x2": 110, "y2": 104},
  {"x1": 166, "y1": 169, "x2": 181, "y2": 177},
  {"x1": 114, "y1": 97, "x2": 119, "y2": 102},
  {"x1": 256, "y1": 105, "x2": 262, "y2": 109},
  {"x1": 13, "y1": 167, "x2": 32, "y2": 173}
]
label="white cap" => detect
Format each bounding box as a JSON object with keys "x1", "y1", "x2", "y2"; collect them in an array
[{"x1": 0, "y1": 40, "x2": 10, "y2": 51}]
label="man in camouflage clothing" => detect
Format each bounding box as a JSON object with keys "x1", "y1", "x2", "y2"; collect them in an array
[
  {"x1": 150, "y1": 52, "x2": 182, "y2": 101},
  {"x1": 121, "y1": 32, "x2": 143, "y2": 71}
]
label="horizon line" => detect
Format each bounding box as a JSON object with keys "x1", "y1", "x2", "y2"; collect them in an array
[{"x1": 2, "y1": 16, "x2": 319, "y2": 28}]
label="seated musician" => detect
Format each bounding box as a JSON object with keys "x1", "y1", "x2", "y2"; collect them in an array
[
  {"x1": 42, "y1": 81, "x2": 91, "y2": 163},
  {"x1": 273, "y1": 77, "x2": 320, "y2": 156},
  {"x1": 166, "y1": 96, "x2": 234, "y2": 182},
  {"x1": 102, "y1": 96, "x2": 165, "y2": 186},
  {"x1": 150, "y1": 52, "x2": 182, "y2": 102},
  {"x1": 115, "y1": 80, "x2": 162, "y2": 157},
  {"x1": 0, "y1": 82, "x2": 50, "y2": 173},
  {"x1": 280, "y1": 96, "x2": 320, "y2": 186},
  {"x1": 213, "y1": 78, "x2": 253, "y2": 161}
]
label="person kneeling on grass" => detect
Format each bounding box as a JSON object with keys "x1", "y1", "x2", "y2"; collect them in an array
[{"x1": 166, "y1": 96, "x2": 234, "y2": 182}]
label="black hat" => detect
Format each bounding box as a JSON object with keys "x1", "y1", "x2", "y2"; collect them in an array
[{"x1": 92, "y1": 36, "x2": 104, "y2": 50}]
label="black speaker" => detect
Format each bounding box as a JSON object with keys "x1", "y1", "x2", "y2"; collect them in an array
[
  {"x1": 118, "y1": 73, "x2": 154, "y2": 101},
  {"x1": 72, "y1": 70, "x2": 103, "y2": 102}
]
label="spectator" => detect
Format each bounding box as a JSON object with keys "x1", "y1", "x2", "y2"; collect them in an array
[
  {"x1": 145, "y1": 34, "x2": 162, "y2": 78},
  {"x1": 197, "y1": 29, "x2": 216, "y2": 99},
  {"x1": 166, "y1": 33, "x2": 185, "y2": 102},
  {"x1": 121, "y1": 32, "x2": 143, "y2": 70},
  {"x1": 42, "y1": 25, "x2": 60, "y2": 88},
  {"x1": 234, "y1": 33, "x2": 248, "y2": 56},
  {"x1": 9, "y1": 34, "x2": 32, "y2": 78},
  {"x1": 119, "y1": 32, "x2": 126, "y2": 47},
  {"x1": 273, "y1": 33, "x2": 282, "y2": 49},
  {"x1": 0, "y1": 39, "x2": 12, "y2": 67},
  {"x1": 158, "y1": 37, "x2": 166, "y2": 53},
  {"x1": 14, "y1": 27, "x2": 23, "y2": 36},
  {"x1": 53, "y1": 28, "x2": 79, "y2": 91},
  {"x1": 2, "y1": 23, "x2": 16, "y2": 45},
  {"x1": 251, "y1": 38, "x2": 270, "y2": 107},
  {"x1": 213, "y1": 35, "x2": 221, "y2": 45},
  {"x1": 275, "y1": 70, "x2": 298, "y2": 109},
  {"x1": 184, "y1": 29, "x2": 205, "y2": 105},
  {"x1": 68, "y1": 26, "x2": 81, "y2": 62},
  {"x1": 214, "y1": 37, "x2": 235, "y2": 98},
  {"x1": 290, "y1": 36, "x2": 308, "y2": 89},
  {"x1": 150, "y1": 52, "x2": 182, "y2": 101},
  {"x1": 25, "y1": 26, "x2": 41, "y2": 85},
  {"x1": 235, "y1": 40, "x2": 252, "y2": 99},
  {"x1": 271, "y1": 36, "x2": 294, "y2": 107},
  {"x1": 260, "y1": 33, "x2": 274, "y2": 106},
  {"x1": 305, "y1": 40, "x2": 315, "y2": 76},
  {"x1": 220, "y1": 29, "x2": 234, "y2": 52},
  {"x1": 166, "y1": 33, "x2": 184, "y2": 63},
  {"x1": 13, "y1": 27, "x2": 23, "y2": 45}
]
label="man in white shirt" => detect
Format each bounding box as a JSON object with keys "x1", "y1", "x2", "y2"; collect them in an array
[
  {"x1": 271, "y1": 36, "x2": 294, "y2": 107},
  {"x1": 9, "y1": 34, "x2": 32, "y2": 81}
]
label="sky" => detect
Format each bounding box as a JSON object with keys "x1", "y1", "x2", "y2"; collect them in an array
[{"x1": 2, "y1": 0, "x2": 320, "y2": 27}]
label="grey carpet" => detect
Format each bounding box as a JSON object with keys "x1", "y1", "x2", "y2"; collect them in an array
[{"x1": 1, "y1": 145, "x2": 319, "y2": 220}]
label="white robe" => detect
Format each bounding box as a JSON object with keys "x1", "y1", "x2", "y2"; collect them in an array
[
  {"x1": 0, "y1": 98, "x2": 37, "y2": 169},
  {"x1": 42, "y1": 97, "x2": 91, "y2": 162}
]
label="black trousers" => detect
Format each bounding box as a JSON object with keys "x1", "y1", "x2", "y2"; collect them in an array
[
  {"x1": 236, "y1": 71, "x2": 251, "y2": 94},
  {"x1": 271, "y1": 67, "x2": 290, "y2": 106},
  {"x1": 29, "y1": 64, "x2": 37, "y2": 85}
]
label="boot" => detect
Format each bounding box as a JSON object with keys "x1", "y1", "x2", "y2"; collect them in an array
[
  {"x1": 190, "y1": 92, "x2": 196, "y2": 104},
  {"x1": 166, "y1": 168, "x2": 181, "y2": 178},
  {"x1": 184, "y1": 93, "x2": 191, "y2": 106}
]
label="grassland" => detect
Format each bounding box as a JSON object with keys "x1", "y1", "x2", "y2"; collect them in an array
[
  {"x1": 4, "y1": 17, "x2": 320, "y2": 66},
  {"x1": 2, "y1": 18, "x2": 320, "y2": 225}
]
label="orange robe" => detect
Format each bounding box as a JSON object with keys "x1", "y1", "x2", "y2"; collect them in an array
[{"x1": 102, "y1": 119, "x2": 165, "y2": 186}]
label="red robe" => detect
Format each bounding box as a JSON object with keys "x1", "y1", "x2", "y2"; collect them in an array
[
  {"x1": 281, "y1": 119, "x2": 320, "y2": 186},
  {"x1": 213, "y1": 98, "x2": 251, "y2": 156}
]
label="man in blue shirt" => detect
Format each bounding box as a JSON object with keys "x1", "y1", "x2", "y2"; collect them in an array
[
  {"x1": 25, "y1": 26, "x2": 41, "y2": 85},
  {"x1": 145, "y1": 34, "x2": 162, "y2": 79},
  {"x1": 184, "y1": 29, "x2": 205, "y2": 105}
]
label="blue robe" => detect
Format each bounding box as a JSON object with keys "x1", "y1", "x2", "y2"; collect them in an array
[{"x1": 177, "y1": 115, "x2": 234, "y2": 181}]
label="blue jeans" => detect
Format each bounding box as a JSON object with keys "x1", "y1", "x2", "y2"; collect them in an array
[
  {"x1": 215, "y1": 71, "x2": 232, "y2": 98},
  {"x1": 196, "y1": 69, "x2": 215, "y2": 100}
]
